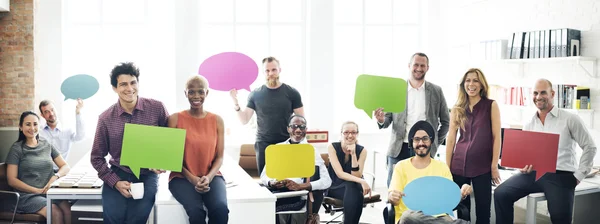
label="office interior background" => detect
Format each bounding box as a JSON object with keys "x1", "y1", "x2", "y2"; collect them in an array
[{"x1": 0, "y1": 0, "x2": 599, "y2": 222}]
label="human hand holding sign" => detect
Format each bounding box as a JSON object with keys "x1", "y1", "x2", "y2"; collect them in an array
[
  {"x1": 388, "y1": 189, "x2": 405, "y2": 206},
  {"x1": 374, "y1": 107, "x2": 386, "y2": 123}
]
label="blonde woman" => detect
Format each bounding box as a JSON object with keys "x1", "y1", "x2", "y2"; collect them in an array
[
  {"x1": 327, "y1": 121, "x2": 371, "y2": 224},
  {"x1": 445, "y1": 68, "x2": 501, "y2": 224}
]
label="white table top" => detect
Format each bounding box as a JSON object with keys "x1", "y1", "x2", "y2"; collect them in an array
[{"x1": 155, "y1": 154, "x2": 276, "y2": 205}]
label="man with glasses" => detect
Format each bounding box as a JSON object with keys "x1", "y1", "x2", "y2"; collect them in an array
[
  {"x1": 261, "y1": 115, "x2": 331, "y2": 224},
  {"x1": 374, "y1": 52, "x2": 450, "y2": 187},
  {"x1": 230, "y1": 56, "x2": 305, "y2": 176},
  {"x1": 387, "y1": 120, "x2": 471, "y2": 224}
]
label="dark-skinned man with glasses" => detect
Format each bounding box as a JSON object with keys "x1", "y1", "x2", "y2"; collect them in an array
[{"x1": 261, "y1": 115, "x2": 331, "y2": 224}]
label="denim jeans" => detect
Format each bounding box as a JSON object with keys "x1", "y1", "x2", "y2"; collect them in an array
[
  {"x1": 169, "y1": 176, "x2": 229, "y2": 224},
  {"x1": 101, "y1": 167, "x2": 158, "y2": 224}
]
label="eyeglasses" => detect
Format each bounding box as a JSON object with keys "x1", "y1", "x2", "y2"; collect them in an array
[
  {"x1": 289, "y1": 124, "x2": 306, "y2": 130},
  {"x1": 412, "y1": 136, "x2": 431, "y2": 143},
  {"x1": 342, "y1": 131, "x2": 359, "y2": 136}
]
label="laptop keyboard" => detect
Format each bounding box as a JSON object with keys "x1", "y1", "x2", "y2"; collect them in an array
[{"x1": 51, "y1": 171, "x2": 103, "y2": 188}]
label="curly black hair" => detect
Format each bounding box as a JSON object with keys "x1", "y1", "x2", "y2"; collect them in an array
[{"x1": 110, "y1": 62, "x2": 140, "y2": 88}]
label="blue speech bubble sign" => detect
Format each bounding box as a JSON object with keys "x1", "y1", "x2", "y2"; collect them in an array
[
  {"x1": 403, "y1": 176, "x2": 461, "y2": 216},
  {"x1": 60, "y1": 74, "x2": 99, "y2": 101}
]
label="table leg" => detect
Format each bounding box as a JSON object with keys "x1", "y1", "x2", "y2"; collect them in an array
[
  {"x1": 525, "y1": 196, "x2": 537, "y2": 224},
  {"x1": 46, "y1": 196, "x2": 52, "y2": 221}
]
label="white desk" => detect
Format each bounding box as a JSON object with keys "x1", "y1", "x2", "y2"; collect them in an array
[
  {"x1": 153, "y1": 154, "x2": 276, "y2": 224},
  {"x1": 46, "y1": 153, "x2": 103, "y2": 221}
]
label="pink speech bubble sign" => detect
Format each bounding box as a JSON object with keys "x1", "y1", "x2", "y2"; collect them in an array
[{"x1": 198, "y1": 52, "x2": 258, "y2": 92}]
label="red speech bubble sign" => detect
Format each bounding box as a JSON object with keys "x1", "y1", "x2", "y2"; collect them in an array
[{"x1": 501, "y1": 129, "x2": 559, "y2": 180}]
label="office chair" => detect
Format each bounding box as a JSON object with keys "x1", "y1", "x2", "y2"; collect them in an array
[
  {"x1": 319, "y1": 154, "x2": 382, "y2": 223},
  {"x1": 382, "y1": 202, "x2": 470, "y2": 224},
  {"x1": 0, "y1": 163, "x2": 45, "y2": 224}
]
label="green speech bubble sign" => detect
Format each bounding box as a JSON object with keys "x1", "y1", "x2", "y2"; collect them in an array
[
  {"x1": 120, "y1": 123, "x2": 186, "y2": 178},
  {"x1": 354, "y1": 74, "x2": 408, "y2": 118}
]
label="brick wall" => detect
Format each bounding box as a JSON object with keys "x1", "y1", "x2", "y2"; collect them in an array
[{"x1": 0, "y1": 0, "x2": 34, "y2": 127}]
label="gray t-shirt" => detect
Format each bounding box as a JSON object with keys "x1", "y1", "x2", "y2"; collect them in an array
[
  {"x1": 5, "y1": 139, "x2": 60, "y2": 191},
  {"x1": 247, "y1": 83, "x2": 303, "y2": 142}
]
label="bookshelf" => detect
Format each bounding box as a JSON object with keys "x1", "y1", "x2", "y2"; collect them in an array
[{"x1": 474, "y1": 56, "x2": 597, "y2": 78}]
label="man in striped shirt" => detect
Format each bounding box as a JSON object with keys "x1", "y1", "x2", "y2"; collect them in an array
[{"x1": 90, "y1": 62, "x2": 169, "y2": 224}]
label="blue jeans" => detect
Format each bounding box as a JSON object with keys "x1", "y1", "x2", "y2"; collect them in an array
[
  {"x1": 102, "y1": 167, "x2": 158, "y2": 224},
  {"x1": 169, "y1": 176, "x2": 229, "y2": 224}
]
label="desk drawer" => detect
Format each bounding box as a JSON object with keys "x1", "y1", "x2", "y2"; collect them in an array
[{"x1": 73, "y1": 211, "x2": 103, "y2": 224}]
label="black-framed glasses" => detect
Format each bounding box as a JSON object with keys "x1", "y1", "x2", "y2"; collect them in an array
[
  {"x1": 412, "y1": 136, "x2": 431, "y2": 143},
  {"x1": 289, "y1": 124, "x2": 306, "y2": 130}
]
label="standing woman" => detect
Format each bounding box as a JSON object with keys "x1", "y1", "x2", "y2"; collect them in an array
[
  {"x1": 6, "y1": 111, "x2": 72, "y2": 224},
  {"x1": 168, "y1": 75, "x2": 229, "y2": 224},
  {"x1": 327, "y1": 121, "x2": 371, "y2": 224},
  {"x1": 445, "y1": 68, "x2": 501, "y2": 224}
]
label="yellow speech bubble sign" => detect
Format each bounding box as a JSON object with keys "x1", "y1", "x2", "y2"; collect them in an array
[{"x1": 265, "y1": 144, "x2": 315, "y2": 180}]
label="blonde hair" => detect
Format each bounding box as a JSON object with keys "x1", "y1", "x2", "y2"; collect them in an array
[
  {"x1": 452, "y1": 68, "x2": 490, "y2": 130},
  {"x1": 340, "y1": 121, "x2": 359, "y2": 133},
  {"x1": 186, "y1": 75, "x2": 209, "y2": 89}
]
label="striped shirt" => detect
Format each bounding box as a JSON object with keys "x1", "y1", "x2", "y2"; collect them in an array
[
  {"x1": 39, "y1": 114, "x2": 85, "y2": 169},
  {"x1": 90, "y1": 97, "x2": 169, "y2": 188}
]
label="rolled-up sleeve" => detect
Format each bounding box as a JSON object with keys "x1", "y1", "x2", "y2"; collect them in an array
[{"x1": 310, "y1": 150, "x2": 332, "y2": 190}]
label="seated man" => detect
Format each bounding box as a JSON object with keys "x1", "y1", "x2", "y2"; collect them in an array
[
  {"x1": 261, "y1": 114, "x2": 332, "y2": 224},
  {"x1": 388, "y1": 120, "x2": 472, "y2": 224}
]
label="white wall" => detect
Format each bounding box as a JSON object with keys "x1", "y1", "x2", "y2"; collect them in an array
[
  {"x1": 0, "y1": 0, "x2": 9, "y2": 12},
  {"x1": 438, "y1": 0, "x2": 600, "y2": 163}
]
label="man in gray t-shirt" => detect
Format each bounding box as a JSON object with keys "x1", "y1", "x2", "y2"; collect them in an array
[{"x1": 230, "y1": 56, "x2": 304, "y2": 176}]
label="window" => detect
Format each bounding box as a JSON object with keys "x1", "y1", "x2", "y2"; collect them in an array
[
  {"x1": 198, "y1": 0, "x2": 307, "y2": 143},
  {"x1": 62, "y1": 0, "x2": 176, "y2": 134},
  {"x1": 333, "y1": 0, "x2": 421, "y2": 133}
]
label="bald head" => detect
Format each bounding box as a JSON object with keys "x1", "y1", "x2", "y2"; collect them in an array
[{"x1": 532, "y1": 78, "x2": 554, "y2": 111}]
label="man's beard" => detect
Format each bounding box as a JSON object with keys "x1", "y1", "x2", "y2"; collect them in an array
[
  {"x1": 415, "y1": 145, "x2": 431, "y2": 157},
  {"x1": 267, "y1": 77, "x2": 279, "y2": 87}
]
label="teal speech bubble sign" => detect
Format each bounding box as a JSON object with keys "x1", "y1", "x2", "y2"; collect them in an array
[
  {"x1": 120, "y1": 123, "x2": 186, "y2": 178},
  {"x1": 403, "y1": 176, "x2": 461, "y2": 216},
  {"x1": 354, "y1": 74, "x2": 407, "y2": 118},
  {"x1": 60, "y1": 74, "x2": 99, "y2": 101}
]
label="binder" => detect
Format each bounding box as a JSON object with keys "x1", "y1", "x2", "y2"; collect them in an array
[
  {"x1": 533, "y1": 31, "x2": 540, "y2": 58},
  {"x1": 512, "y1": 32, "x2": 524, "y2": 59},
  {"x1": 562, "y1": 28, "x2": 581, "y2": 57},
  {"x1": 543, "y1": 30, "x2": 551, "y2": 58},
  {"x1": 550, "y1": 29, "x2": 557, "y2": 57},
  {"x1": 540, "y1": 30, "x2": 546, "y2": 58},
  {"x1": 529, "y1": 31, "x2": 536, "y2": 58},
  {"x1": 507, "y1": 33, "x2": 515, "y2": 59},
  {"x1": 555, "y1": 29, "x2": 563, "y2": 57},
  {"x1": 523, "y1": 32, "x2": 530, "y2": 59}
]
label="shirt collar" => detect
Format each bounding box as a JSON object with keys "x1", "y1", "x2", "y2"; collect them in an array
[
  {"x1": 408, "y1": 81, "x2": 426, "y2": 91},
  {"x1": 116, "y1": 97, "x2": 144, "y2": 115},
  {"x1": 535, "y1": 105, "x2": 559, "y2": 120},
  {"x1": 44, "y1": 122, "x2": 62, "y2": 131},
  {"x1": 284, "y1": 138, "x2": 308, "y2": 144}
]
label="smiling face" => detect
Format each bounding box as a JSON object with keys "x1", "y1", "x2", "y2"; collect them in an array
[
  {"x1": 185, "y1": 78, "x2": 209, "y2": 109},
  {"x1": 532, "y1": 79, "x2": 555, "y2": 111},
  {"x1": 20, "y1": 114, "x2": 39, "y2": 140},
  {"x1": 113, "y1": 74, "x2": 139, "y2": 104},
  {"x1": 40, "y1": 103, "x2": 57, "y2": 125},
  {"x1": 463, "y1": 72, "x2": 482, "y2": 97},
  {"x1": 409, "y1": 55, "x2": 429, "y2": 81},
  {"x1": 341, "y1": 122, "x2": 359, "y2": 145},
  {"x1": 412, "y1": 130, "x2": 431, "y2": 158},
  {"x1": 287, "y1": 116, "x2": 307, "y2": 142}
]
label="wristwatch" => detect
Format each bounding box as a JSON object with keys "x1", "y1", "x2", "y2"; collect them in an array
[
  {"x1": 234, "y1": 104, "x2": 241, "y2": 111},
  {"x1": 54, "y1": 173, "x2": 61, "y2": 178}
]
